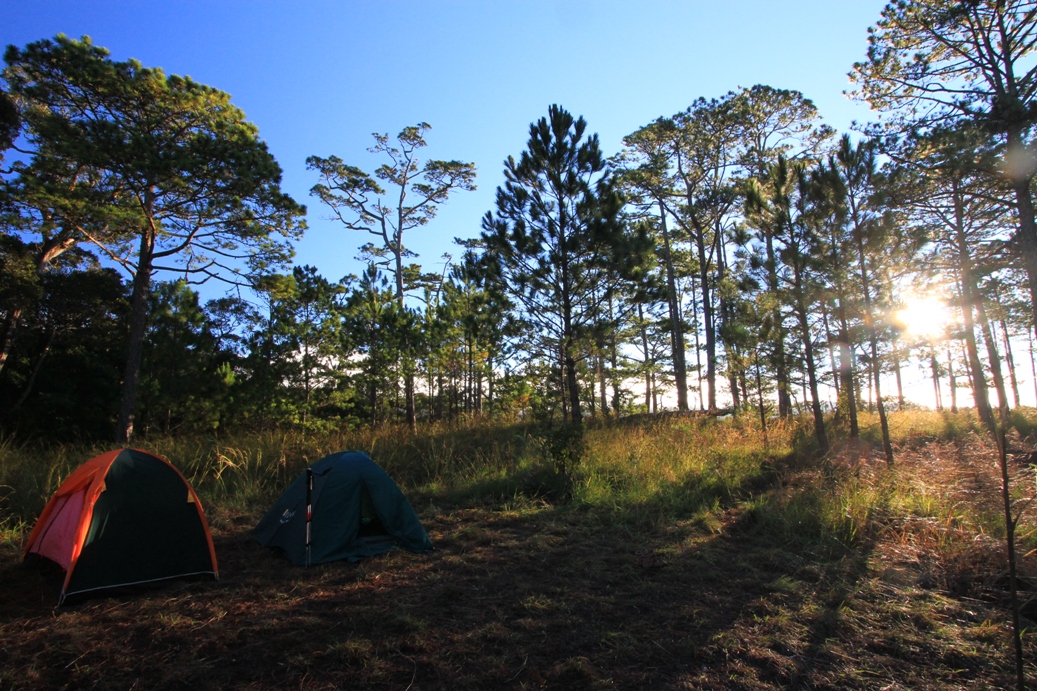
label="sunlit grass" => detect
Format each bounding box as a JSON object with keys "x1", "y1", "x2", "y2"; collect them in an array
[
  {"x1": 1, "y1": 409, "x2": 1034, "y2": 572},
  {"x1": 2, "y1": 408, "x2": 1033, "y2": 689}
]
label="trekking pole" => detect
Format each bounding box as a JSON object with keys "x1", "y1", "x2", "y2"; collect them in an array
[{"x1": 305, "y1": 467, "x2": 313, "y2": 567}]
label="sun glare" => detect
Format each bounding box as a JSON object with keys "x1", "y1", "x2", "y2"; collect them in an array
[{"x1": 895, "y1": 296, "x2": 952, "y2": 339}]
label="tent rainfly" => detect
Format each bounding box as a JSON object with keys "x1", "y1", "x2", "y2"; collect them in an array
[
  {"x1": 253, "y1": 451, "x2": 433, "y2": 565},
  {"x1": 23, "y1": 448, "x2": 218, "y2": 604}
]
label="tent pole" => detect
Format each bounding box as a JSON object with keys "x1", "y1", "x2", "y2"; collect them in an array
[{"x1": 305, "y1": 468, "x2": 313, "y2": 567}]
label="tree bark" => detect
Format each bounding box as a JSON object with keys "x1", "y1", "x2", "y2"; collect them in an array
[
  {"x1": 116, "y1": 228, "x2": 155, "y2": 444},
  {"x1": 690, "y1": 281, "x2": 704, "y2": 411},
  {"x1": 638, "y1": 303, "x2": 652, "y2": 410},
  {"x1": 999, "y1": 316, "x2": 1021, "y2": 409},
  {"x1": 565, "y1": 348, "x2": 581, "y2": 425},
  {"x1": 835, "y1": 299, "x2": 858, "y2": 436},
  {"x1": 764, "y1": 232, "x2": 791, "y2": 417},
  {"x1": 791, "y1": 257, "x2": 828, "y2": 454},
  {"x1": 690, "y1": 215, "x2": 716, "y2": 410},
  {"x1": 928, "y1": 342, "x2": 943, "y2": 411},
  {"x1": 716, "y1": 225, "x2": 741, "y2": 411},
  {"x1": 1006, "y1": 128, "x2": 1037, "y2": 349},
  {"x1": 754, "y1": 352, "x2": 767, "y2": 433},
  {"x1": 821, "y1": 301, "x2": 839, "y2": 399},
  {"x1": 0, "y1": 308, "x2": 24, "y2": 377},
  {"x1": 854, "y1": 221, "x2": 893, "y2": 464},
  {"x1": 951, "y1": 183, "x2": 995, "y2": 431},
  {"x1": 892, "y1": 345, "x2": 905, "y2": 410},
  {"x1": 1029, "y1": 329, "x2": 1037, "y2": 407},
  {"x1": 657, "y1": 202, "x2": 689, "y2": 411},
  {"x1": 976, "y1": 296, "x2": 1011, "y2": 417}
]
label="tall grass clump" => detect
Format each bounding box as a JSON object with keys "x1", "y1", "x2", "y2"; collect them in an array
[
  {"x1": 3, "y1": 408, "x2": 1033, "y2": 585},
  {"x1": 138, "y1": 421, "x2": 543, "y2": 525},
  {"x1": 0, "y1": 419, "x2": 547, "y2": 538},
  {"x1": 744, "y1": 408, "x2": 1037, "y2": 576},
  {"x1": 741, "y1": 460, "x2": 943, "y2": 555},
  {"x1": 570, "y1": 414, "x2": 796, "y2": 528},
  {"x1": 0, "y1": 414, "x2": 794, "y2": 543},
  {"x1": 0, "y1": 436, "x2": 113, "y2": 549}
]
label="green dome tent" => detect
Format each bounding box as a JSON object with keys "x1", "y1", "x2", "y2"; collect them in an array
[{"x1": 253, "y1": 451, "x2": 432, "y2": 565}]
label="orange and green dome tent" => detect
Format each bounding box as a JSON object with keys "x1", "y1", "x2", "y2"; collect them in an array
[{"x1": 23, "y1": 448, "x2": 218, "y2": 605}]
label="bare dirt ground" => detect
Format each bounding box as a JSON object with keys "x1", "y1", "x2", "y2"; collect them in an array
[
  {"x1": 1, "y1": 436, "x2": 1035, "y2": 690},
  {"x1": 1, "y1": 505, "x2": 1033, "y2": 689}
]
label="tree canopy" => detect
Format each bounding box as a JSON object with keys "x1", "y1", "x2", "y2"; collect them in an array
[{"x1": 2, "y1": 34, "x2": 306, "y2": 441}]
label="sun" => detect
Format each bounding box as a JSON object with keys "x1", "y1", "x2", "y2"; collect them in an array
[{"x1": 895, "y1": 296, "x2": 952, "y2": 339}]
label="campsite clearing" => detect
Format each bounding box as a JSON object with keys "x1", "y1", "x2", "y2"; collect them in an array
[
  {"x1": 1, "y1": 500, "x2": 1033, "y2": 688},
  {"x1": 0, "y1": 414, "x2": 1035, "y2": 689}
]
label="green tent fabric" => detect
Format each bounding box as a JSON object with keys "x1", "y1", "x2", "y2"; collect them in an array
[{"x1": 253, "y1": 451, "x2": 433, "y2": 565}]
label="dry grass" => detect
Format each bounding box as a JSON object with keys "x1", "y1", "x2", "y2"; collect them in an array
[{"x1": 0, "y1": 411, "x2": 1035, "y2": 689}]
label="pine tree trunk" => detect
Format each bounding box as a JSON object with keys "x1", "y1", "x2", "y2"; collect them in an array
[
  {"x1": 1007, "y1": 131, "x2": 1037, "y2": 351},
  {"x1": 658, "y1": 202, "x2": 689, "y2": 411},
  {"x1": 587, "y1": 364, "x2": 597, "y2": 417},
  {"x1": 866, "y1": 366, "x2": 874, "y2": 414},
  {"x1": 117, "y1": 228, "x2": 156, "y2": 444},
  {"x1": 609, "y1": 326, "x2": 621, "y2": 414},
  {"x1": 952, "y1": 183, "x2": 995, "y2": 431},
  {"x1": 948, "y1": 346, "x2": 958, "y2": 413},
  {"x1": 929, "y1": 342, "x2": 943, "y2": 411},
  {"x1": 892, "y1": 345, "x2": 905, "y2": 410},
  {"x1": 691, "y1": 216, "x2": 716, "y2": 410},
  {"x1": 559, "y1": 345, "x2": 569, "y2": 422},
  {"x1": 488, "y1": 356, "x2": 494, "y2": 410},
  {"x1": 764, "y1": 233, "x2": 791, "y2": 417},
  {"x1": 854, "y1": 221, "x2": 893, "y2": 464},
  {"x1": 836, "y1": 297, "x2": 858, "y2": 436},
  {"x1": 754, "y1": 352, "x2": 767, "y2": 432},
  {"x1": 1000, "y1": 317, "x2": 1021, "y2": 408},
  {"x1": 821, "y1": 301, "x2": 840, "y2": 398},
  {"x1": 690, "y1": 278, "x2": 704, "y2": 411},
  {"x1": 956, "y1": 278, "x2": 993, "y2": 430},
  {"x1": 638, "y1": 303, "x2": 651, "y2": 411},
  {"x1": 828, "y1": 216, "x2": 858, "y2": 435},
  {"x1": 729, "y1": 361, "x2": 741, "y2": 410},
  {"x1": 0, "y1": 308, "x2": 24, "y2": 378},
  {"x1": 1028, "y1": 329, "x2": 1037, "y2": 406},
  {"x1": 369, "y1": 346, "x2": 379, "y2": 425},
  {"x1": 435, "y1": 373, "x2": 444, "y2": 421},
  {"x1": 715, "y1": 224, "x2": 741, "y2": 411},
  {"x1": 566, "y1": 347, "x2": 582, "y2": 425},
  {"x1": 976, "y1": 296, "x2": 1011, "y2": 416},
  {"x1": 792, "y1": 258, "x2": 827, "y2": 454},
  {"x1": 476, "y1": 367, "x2": 483, "y2": 414}
]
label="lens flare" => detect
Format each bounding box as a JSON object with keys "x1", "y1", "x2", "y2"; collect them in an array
[{"x1": 895, "y1": 296, "x2": 951, "y2": 339}]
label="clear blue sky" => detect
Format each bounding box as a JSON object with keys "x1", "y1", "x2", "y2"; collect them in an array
[{"x1": 3, "y1": 0, "x2": 890, "y2": 287}]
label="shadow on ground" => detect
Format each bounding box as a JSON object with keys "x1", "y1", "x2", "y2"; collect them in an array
[{"x1": 0, "y1": 478, "x2": 1030, "y2": 690}]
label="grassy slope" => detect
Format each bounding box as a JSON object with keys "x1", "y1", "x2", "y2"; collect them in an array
[{"x1": 0, "y1": 410, "x2": 1034, "y2": 689}]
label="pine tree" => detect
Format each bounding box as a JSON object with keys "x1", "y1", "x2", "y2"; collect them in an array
[
  {"x1": 308, "y1": 124, "x2": 475, "y2": 428},
  {"x1": 481, "y1": 105, "x2": 625, "y2": 425}
]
